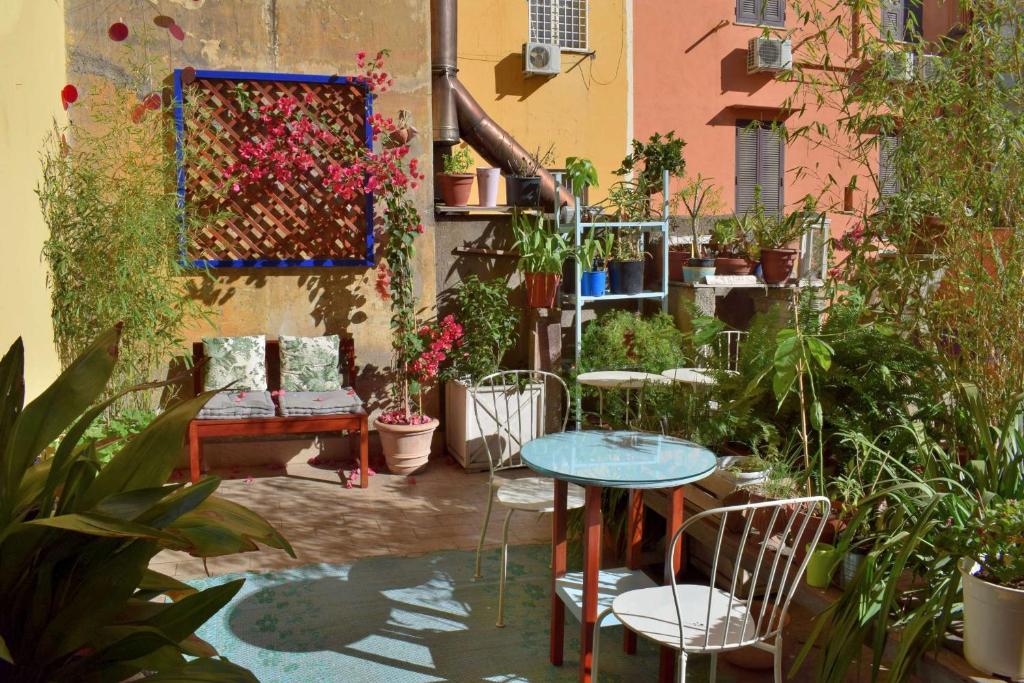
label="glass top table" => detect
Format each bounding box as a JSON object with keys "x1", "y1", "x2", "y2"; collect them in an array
[
  {"x1": 521, "y1": 430, "x2": 717, "y2": 489},
  {"x1": 521, "y1": 430, "x2": 718, "y2": 681}
]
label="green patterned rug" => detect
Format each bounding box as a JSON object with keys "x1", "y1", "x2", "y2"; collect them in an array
[{"x1": 191, "y1": 544, "x2": 721, "y2": 682}]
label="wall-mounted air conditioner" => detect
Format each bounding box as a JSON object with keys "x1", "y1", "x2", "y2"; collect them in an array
[
  {"x1": 523, "y1": 42, "x2": 560, "y2": 77},
  {"x1": 747, "y1": 37, "x2": 793, "y2": 74},
  {"x1": 882, "y1": 51, "x2": 916, "y2": 82}
]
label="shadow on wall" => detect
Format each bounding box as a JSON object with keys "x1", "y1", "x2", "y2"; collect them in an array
[
  {"x1": 493, "y1": 53, "x2": 548, "y2": 101},
  {"x1": 720, "y1": 48, "x2": 775, "y2": 94}
]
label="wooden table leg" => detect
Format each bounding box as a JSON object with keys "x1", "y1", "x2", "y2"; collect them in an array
[
  {"x1": 580, "y1": 485, "x2": 602, "y2": 683},
  {"x1": 358, "y1": 417, "x2": 369, "y2": 489},
  {"x1": 624, "y1": 489, "x2": 644, "y2": 655},
  {"x1": 550, "y1": 479, "x2": 568, "y2": 666},
  {"x1": 659, "y1": 486, "x2": 686, "y2": 683}
]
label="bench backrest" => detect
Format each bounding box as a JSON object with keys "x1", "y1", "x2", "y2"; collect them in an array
[{"x1": 191, "y1": 337, "x2": 357, "y2": 396}]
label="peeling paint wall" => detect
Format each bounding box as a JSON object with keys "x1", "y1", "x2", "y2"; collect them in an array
[{"x1": 64, "y1": 1, "x2": 437, "y2": 458}]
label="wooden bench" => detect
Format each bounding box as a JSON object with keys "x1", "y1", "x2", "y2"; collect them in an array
[{"x1": 187, "y1": 338, "x2": 369, "y2": 488}]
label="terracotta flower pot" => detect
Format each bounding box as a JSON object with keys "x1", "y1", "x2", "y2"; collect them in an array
[
  {"x1": 760, "y1": 248, "x2": 798, "y2": 284},
  {"x1": 525, "y1": 272, "x2": 561, "y2": 308},
  {"x1": 668, "y1": 250, "x2": 688, "y2": 281},
  {"x1": 437, "y1": 173, "x2": 474, "y2": 207},
  {"x1": 374, "y1": 417, "x2": 439, "y2": 475},
  {"x1": 715, "y1": 257, "x2": 755, "y2": 275}
]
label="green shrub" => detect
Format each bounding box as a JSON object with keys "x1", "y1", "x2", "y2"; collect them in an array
[
  {"x1": 579, "y1": 310, "x2": 685, "y2": 374},
  {"x1": 442, "y1": 276, "x2": 519, "y2": 385}
]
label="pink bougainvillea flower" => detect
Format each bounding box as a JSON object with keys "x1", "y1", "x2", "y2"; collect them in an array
[
  {"x1": 108, "y1": 22, "x2": 129, "y2": 42},
  {"x1": 131, "y1": 103, "x2": 147, "y2": 123},
  {"x1": 168, "y1": 23, "x2": 186, "y2": 41},
  {"x1": 407, "y1": 476, "x2": 417, "y2": 485},
  {"x1": 143, "y1": 92, "x2": 162, "y2": 110},
  {"x1": 153, "y1": 14, "x2": 175, "y2": 28},
  {"x1": 60, "y1": 84, "x2": 78, "y2": 110},
  {"x1": 244, "y1": 475, "x2": 255, "y2": 484}
]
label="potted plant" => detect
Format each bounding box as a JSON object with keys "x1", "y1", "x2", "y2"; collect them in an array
[
  {"x1": 565, "y1": 155, "x2": 599, "y2": 207},
  {"x1": 437, "y1": 145, "x2": 475, "y2": 207},
  {"x1": 506, "y1": 144, "x2": 554, "y2": 207},
  {"x1": 753, "y1": 193, "x2": 813, "y2": 284},
  {"x1": 609, "y1": 230, "x2": 646, "y2": 295},
  {"x1": 441, "y1": 276, "x2": 526, "y2": 470},
  {"x1": 512, "y1": 210, "x2": 573, "y2": 308},
  {"x1": 614, "y1": 130, "x2": 687, "y2": 193},
  {"x1": 578, "y1": 229, "x2": 614, "y2": 297},
  {"x1": 674, "y1": 173, "x2": 723, "y2": 283},
  {"x1": 714, "y1": 453, "x2": 770, "y2": 490},
  {"x1": 957, "y1": 499, "x2": 1024, "y2": 680},
  {"x1": 710, "y1": 216, "x2": 756, "y2": 275}
]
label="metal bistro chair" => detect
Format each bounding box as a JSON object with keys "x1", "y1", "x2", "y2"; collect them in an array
[
  {"x1": 471, "y1": 370, "x2": 585, "y2": 627},
  {"x1": 593, "y1": 496, "x2": 831, "y2": 682},
  {"x1": 696, "y1": 330, "x2": 748, "y2": 374}
]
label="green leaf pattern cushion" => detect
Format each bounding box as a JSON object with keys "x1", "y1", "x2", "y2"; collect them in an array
[
  {"x1": 202, "y1": 335, "x2": 268, "y2": 391},
  {"x1": 280, "y1": 335, "x2": 342, "y2": 392}
]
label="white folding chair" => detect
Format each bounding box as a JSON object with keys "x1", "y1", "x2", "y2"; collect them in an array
[
  {"x1": 593, "y1": 496, "x2": 831, "y2": 682},
  {"x1": 697, "y1": 330, "x2": 747, "y2": 373},
  {"x1": 471, "y1": 370, "x2": 585, "y2": 627}
]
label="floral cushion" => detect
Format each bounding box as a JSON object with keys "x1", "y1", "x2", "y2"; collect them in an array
[
  {"x1": 202, "y1": 335, "x2": 268, "y2": 391},
  {"x1": 279, "y1": 335, "x2": 342, "y2": 392}
]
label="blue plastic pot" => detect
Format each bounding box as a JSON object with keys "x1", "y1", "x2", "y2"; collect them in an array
[{"x1": 581, "y1": 271, "x2": 607, "y2": 297}]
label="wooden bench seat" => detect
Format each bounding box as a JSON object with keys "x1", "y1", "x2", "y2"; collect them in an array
[{"x1": 187, "y1": 338, "x2": 369, "y2": 488}]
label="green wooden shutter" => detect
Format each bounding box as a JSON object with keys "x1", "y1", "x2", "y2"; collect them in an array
[{"x1": 879, "y1": 135, "x2": 901, "y2": 197}]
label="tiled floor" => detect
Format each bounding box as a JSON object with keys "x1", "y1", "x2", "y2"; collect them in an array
[{"x1": 154, "y1": 451, "x2": 888, "y2": 682}]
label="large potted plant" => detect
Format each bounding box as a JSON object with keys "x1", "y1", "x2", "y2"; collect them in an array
[
  {"x1": 579, "y1": 229, "x2": 613, "y2": 297},
  {"x1": 0, "y1": 327, "x2": 293, "y2": 681},
  {"x1": 437, "y1": 145, "x2": 475, "y2": 207},
  {"x1": 506, "y1": 145, "x2": 554, "y2": 207},
  {"x1": 753, "y1": 194, "x2": 813, "y2": 284},
  {"x1": 957, "y1": 499, "x2": 1024, "y2": 680},
  {"x1": 674, "y1": 173, "x2": 722, "y2": 282},
  {"x1": 609, "y1": 230, "x2": 646, "y2": 294},
  {"x1": 441, "y1": 276, "x2": 522, "y2": 470},
  {"x1": 711, "y1": 215, "x2": 756, "y2": 275},
  {"x1": 512, "y1": 210, "x2": 573, "y2": 308}
]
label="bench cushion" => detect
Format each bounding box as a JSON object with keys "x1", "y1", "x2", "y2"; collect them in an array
[
  {"x1": 278, "y1": 388, "x2": 362, "y2": 416},
  {"x1": 202, "y1": 335, "x2": 268, "y2": 391},
  {"x1": 279, "y1": 335, "x2": 342, "y2": 392},
  {"x1": 196, "y1": 390, "x2": 275, "y2": 419}
]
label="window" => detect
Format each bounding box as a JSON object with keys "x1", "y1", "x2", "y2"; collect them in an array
[
  {"x1": 529, "y1": 0, "x2": 589, "y2": 51},
  {"x1": 736, "y1": 0, "x2": 785, "y2": 28},
  {"x1": 879, "y1": 134, "x2": 901, "y2": 197},
  {"x1": 735, "y1": 121, "x2": 785, "y2": 216},
  {"x1": 882, "y1": 0, "x2": 923, "y2": 42}
]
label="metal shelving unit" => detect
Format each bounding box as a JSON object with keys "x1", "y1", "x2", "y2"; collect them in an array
[{"x1": 563, "y1": 169, "x2": 672, "y2": 364}]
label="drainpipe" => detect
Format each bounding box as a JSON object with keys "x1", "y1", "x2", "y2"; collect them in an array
[{"x1": 430, "y1": 0, "x2": 574, "y2": 211}]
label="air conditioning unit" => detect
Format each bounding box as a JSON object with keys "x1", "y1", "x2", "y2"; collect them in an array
[
  {"x1": 522, "y1": 42, "x2": 560, "y2": 77},
  {"x1": 917, "y1": 54, "x2": 943, "y2": 81},
  {"x1": 882, "y1": 51, "x2": 915, "y2": 82},
  {"x1": 746, "y1": 37, "x2": 793, "y2": 74}
]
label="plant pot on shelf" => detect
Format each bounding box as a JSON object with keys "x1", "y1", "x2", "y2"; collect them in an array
[
  {"x1": 682, "y1": 257, "x2": 716, "y2": 284},
  {"x1": 506, "y1": 175, "x2": 541, "y2": 207},
  {"x1": 610, "y1": 260, "x2": 644, "y2": 295},
  {"x1": 834, "y1": 548, "x2": 867, "y2": 590},
  {"x1": 580, "y1": 270, "x2": 607, "y2": 297},
  {"x1": 476, "y1": 167, "x2": 500, "y2": 207},
  {"x1": 525, "y1": 272, "x2": 561, "y2": 308},
  {"x1": 437, "y1": 173, "x2": 474, "y2": 207},
  {"x1": 710, "y1": 455, "x2": 768, "y2": 491},
  {"x1": 444, "y1": 379, "x2": 545, "y2": 471},
  {"x1": 667, "y1": 250, "x2": 688, "y2": 281},
  {"x1": 959, "y1": 558, "x2": 1024, "y2": 680},
  {"x1": 374, "y1": 417, "x2": 438, "y2": 475},
  {"x1": 760, "y1": 248, "x2": 798, "y2": 284},
  {"x1": 715, "y1": 256, "x2": 754, "y2": 275}
]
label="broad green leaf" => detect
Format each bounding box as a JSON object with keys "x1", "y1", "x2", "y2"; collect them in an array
[
  {"x1": 810, "y1": 400, "x2": 824, "y2": 431},
  {"x1": 144, "y1": 579, "x2": 244, "y2": 642},
  {"x1": 137, "y1": 476, "x2": 219, "y2": 529},
  {"x1": 92, "y1": 484, "x2": 184, "y2": 521},
  {"x1": 12, "y1": 459, "x2": 52, "y2": 520},
  {"x1": 0, "y1": 635, "x2": 11, "y2": 664},
  {"x1": 0, "y1": 338, "x2": 25, "y2": 469},
  {"x1": 27, "y1": 513, "x2": 180, "y2": 544},
  {"x1": 78, "y1": 392, "x2": 211, "y2": 510},
  {"x1": 139, "y1": 568, "x2": 197, "y2": 599},
  {"x1": 137, "y1": 657, "x2": 259, "y2": 683},
  {"x1": 806, "y1": 336, "x2": 834, "y2": 371},
  {"x1": 1, "y1": 326, "x2": 120, "y2": 521},
  {"x1": 169, "y1": 496, "x2": 294, "y2": 558}
]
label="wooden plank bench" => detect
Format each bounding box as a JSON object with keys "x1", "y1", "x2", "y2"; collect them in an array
[{"x1": 187, "y1": 338, "x2": 369, "y2": 487}]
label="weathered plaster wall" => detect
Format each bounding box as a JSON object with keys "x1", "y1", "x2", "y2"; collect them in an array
[
  {"x1": 0, "y1": 0, "x2": 66, "y2": 399},
  {"x1": 65, "y1": 0, "x2": 437, "y2": 461},
  {"x1": 455, "y1": 0, "x2": 630, "y2": 202}
]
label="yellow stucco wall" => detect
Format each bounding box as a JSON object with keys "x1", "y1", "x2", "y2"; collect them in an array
[
  {"x1": 0, "y1": 1, "x2": 65, "y2": 399},
  {"x1": 456, "y1": 0, "x2": 630, "y2": 201}
]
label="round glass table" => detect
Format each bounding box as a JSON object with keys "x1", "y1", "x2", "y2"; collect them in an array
[{"x1": 521, "y1": 430, "x2": 717, "y2": 682}]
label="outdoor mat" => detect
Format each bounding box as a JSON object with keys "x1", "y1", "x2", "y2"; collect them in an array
[{"x1": 191, "y1": 544, "x2": 727, "y2": 682}]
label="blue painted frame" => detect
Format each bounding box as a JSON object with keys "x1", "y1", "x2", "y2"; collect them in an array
[{"x1": 173, "y1": 68, "x2": 375, "y2": 268}]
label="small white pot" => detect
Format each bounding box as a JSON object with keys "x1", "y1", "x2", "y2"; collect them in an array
[
  {"x1": 959, "y1": 557, "x2": 1024, "y2": 680},
  {"x1": 476, "y1": 167, "x2": 500, "y2": 207}
]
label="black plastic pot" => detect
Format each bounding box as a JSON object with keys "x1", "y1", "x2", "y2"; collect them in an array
[
  {"x1": 506, "y1": 175, "x2": 541, "y2": 207},
  {"x1": 610, "y1": 260, "x2": 644, "y2": 295}
]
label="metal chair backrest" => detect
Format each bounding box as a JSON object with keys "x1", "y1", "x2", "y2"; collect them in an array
[
  {"x1": 472, "y1": 370, "x2": 569, "y2": 475},
  {"x1": 696, "y1": 330, "x2": 747, "y2": 372},
  {"x1": 668, "y1": 496, "x2": 831, "y2": 652}
]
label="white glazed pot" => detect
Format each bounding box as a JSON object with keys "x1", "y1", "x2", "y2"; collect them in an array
[
  {"x1": 713, "y1": 455, "x2": 768, "y2": 490},
  {"x1": 959, "y1": 557, "x2": 1024, "y2": 680},
  {"x1": 476, "y1": 167, "x2": 500, "y2": 207}
]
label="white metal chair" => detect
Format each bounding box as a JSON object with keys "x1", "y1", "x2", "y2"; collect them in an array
[
  {"x1": 697, "y1": 330, "x2": 747, "y2": 373},
  {"x1": 471, "y1": 369, "x2": 585, "y2": 627},
  {"x1": 592, "y1": 496, "x2": 831, "y2": 682}
]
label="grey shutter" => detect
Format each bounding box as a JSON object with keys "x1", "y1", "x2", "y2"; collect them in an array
[
  {"x1": 881, "y1": 0, "x2": 906, "y2": 41},
  {"x1": 758, "y1": 124, "x2": 784, "y2": 216},
  {"x1": 736, "y1": 122, "x2": 760, "y2": 215},
  {"x1": 738, "y1": 0, "x2": 785, "y2": 26},
  {"x1": 879, "y1": 135, "x2": 900, "y2": 197}
]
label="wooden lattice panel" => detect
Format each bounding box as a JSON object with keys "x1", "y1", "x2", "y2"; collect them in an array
[{"x1": 176, "y1": 70, "x2": 373, "y2": 267}]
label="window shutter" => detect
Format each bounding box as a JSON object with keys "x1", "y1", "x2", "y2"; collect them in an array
[
  {"x1": 737, "y1": 0, "x2": 759, "y2": 24},
  {"x1": 879, "y1": 135, "x2": 901, "y2": 197},
  {"x1": 737, "y1": 0, "x2": 785, "y2": 26},
  {"x1": 736, "y1": 123, "x2": 760, "y2": 215},
  {"x1": 757, "y1": 124, "x2": 784, "y2": 216},
  {"x1": 881, "y1": 0, "x2": 906, "y2": 41},
  {"x1": 764, "y1": 0, "x2": 785, "y2": 27}
]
